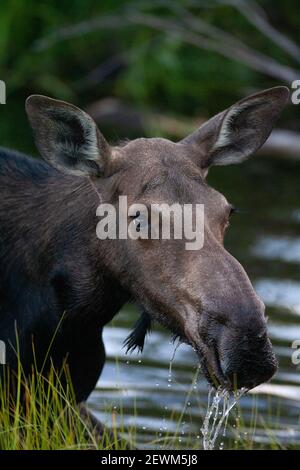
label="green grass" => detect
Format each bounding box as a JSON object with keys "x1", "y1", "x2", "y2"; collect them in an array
[
  {"x1": 0, "y1": 358, "x2": 134, "y2": 450},
  {"x1": 0, "y1": 353, "x2": 298, "y2": 450}
]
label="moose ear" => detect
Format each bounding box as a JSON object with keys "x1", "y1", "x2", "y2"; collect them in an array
[
  {"x1": 26, "y1": 95, "x2": 111, "y2": 177},
  {"x1": 181, "y1": 87, "x2": 289, "y2": 169}
]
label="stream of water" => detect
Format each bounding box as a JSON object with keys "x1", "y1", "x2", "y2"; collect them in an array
[{"x1": 201, "y1": 387, "x2": 247, "y2": 450}]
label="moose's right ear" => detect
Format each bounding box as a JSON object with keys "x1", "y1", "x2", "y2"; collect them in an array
[{"x1": 26, "y1": 95, "x2": 111, "y2": 177}]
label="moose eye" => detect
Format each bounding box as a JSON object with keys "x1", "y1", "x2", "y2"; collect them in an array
[
  {"x1": 224, "y1": 205, "x2": 237, "y2": 231},
  {"x1": 132, "y1": 212, "x2": 149, "y2": 233},
  {"x1": 229, "y1": 205, "x2": 237, "y2": 217}
]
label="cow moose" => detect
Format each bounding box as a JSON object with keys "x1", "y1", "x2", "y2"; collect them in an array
[{"x1": 0, "y1": 86, "x2": 289, "y2": 437}]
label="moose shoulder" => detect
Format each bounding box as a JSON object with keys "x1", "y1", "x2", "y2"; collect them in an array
[{"x1": 0, "y1": 87, "x2": 289, "y2": 406}]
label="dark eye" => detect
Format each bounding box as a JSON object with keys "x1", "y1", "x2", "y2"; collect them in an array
[
  {"x1": 229, "y1": 205, "x2": 237, "y2": 217},
  {"x1": 130, "y1": 211, "x2": 149, "y2": 233},
  {"x1": 224, "y1": 205, "x2": 237, "y2": 231}
]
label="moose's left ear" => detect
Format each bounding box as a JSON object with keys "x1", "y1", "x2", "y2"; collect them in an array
[
  {"x1": 26, "y1": 95, "x2": 111, "y2": 177},
  {"x1": 181, "y1": 86, "x2": 290, "y2": 168}
]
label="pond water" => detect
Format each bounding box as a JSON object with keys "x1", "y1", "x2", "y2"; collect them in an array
[{"x1": 88, "y1": 155, "x2": 300, "y2": 450}]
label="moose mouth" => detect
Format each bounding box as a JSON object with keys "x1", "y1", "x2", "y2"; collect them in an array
[
  {"x1": 183, "y1": 330, "x2": 230, "y2": 390},
  {"x1": 125, "y1": 304, "x2": 276, "y2": 391},
  {"x1": 181, "y1": 306, "x2": 232, "y2": 390},
  {"x1": 125, "y1": 305, "x2": 230, "y2": 390}
]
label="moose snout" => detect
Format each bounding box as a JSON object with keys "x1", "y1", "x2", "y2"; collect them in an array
[{"x1": 219, "y1": 326, "x2": 278, "y2": 390}]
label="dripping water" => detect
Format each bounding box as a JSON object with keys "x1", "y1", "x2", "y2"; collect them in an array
[
  {"x1": 168, "y1": 339, "x2": 181, "y2": 386},
  {"x1": 201, "y1": 386, "x2": 247, "y2": 450}
]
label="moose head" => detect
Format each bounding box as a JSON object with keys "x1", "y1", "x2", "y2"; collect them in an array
[{"x1": 26, "y1": 86, "x2": 289, "y2": 390}]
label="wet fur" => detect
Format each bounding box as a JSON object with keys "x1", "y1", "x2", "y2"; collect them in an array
[{"x1": 124, "y1": 310, "x2": 152, "y2": 353}]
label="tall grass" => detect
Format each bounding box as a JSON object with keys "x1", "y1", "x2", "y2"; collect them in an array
[
  {"x1": 0, "y1": 358, "x2": 133, "y2": 450},
  {"x1": 0, "y1": 351, "x2": 296, "y2": 450}
]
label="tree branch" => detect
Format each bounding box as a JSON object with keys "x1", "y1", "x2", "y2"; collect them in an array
[
  {"x1": 34, "y1": 7, "x2": 300, "y2": 84},
  {"x1": 220, "y1": 0, "x2": 300, "y2": 64}
]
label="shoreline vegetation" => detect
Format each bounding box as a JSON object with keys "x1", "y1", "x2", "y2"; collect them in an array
[{"x1": 0, "y1": 356, "x2": 297, "y2": 450}]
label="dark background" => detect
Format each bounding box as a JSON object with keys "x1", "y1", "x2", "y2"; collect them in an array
[{"x1": 0, "y1": 0, "x2": 299, "y2": 152}]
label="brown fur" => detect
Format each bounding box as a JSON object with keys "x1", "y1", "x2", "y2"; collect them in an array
[{"x1": 0, "y1": 88, "x2": 289, "y2": 407}]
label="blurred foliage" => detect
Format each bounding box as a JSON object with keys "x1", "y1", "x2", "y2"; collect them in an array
[{"x1": 0, "y1": 0, "x2": 299, "y2": 152}]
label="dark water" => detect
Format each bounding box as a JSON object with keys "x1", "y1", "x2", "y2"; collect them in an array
[{"x1": 88, "y1": 156, "x2": 300, "y2": 449}]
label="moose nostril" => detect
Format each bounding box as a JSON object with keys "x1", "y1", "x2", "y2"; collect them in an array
[
  {"x1": 240, "y1": 323, "x2": 268, "y2": 342},
  {"x1": 257, "y1": 331, "x2": 267, "y2": 340},
  {"x1": 219, "y1": 325, "x2": 277, "y2": 390},
  {"x1": 224, "y1": 359, "x2": 277, "y2": 390},
  {"x1": 223, "y1": 338, "x2": 278, "y2": 390}
]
